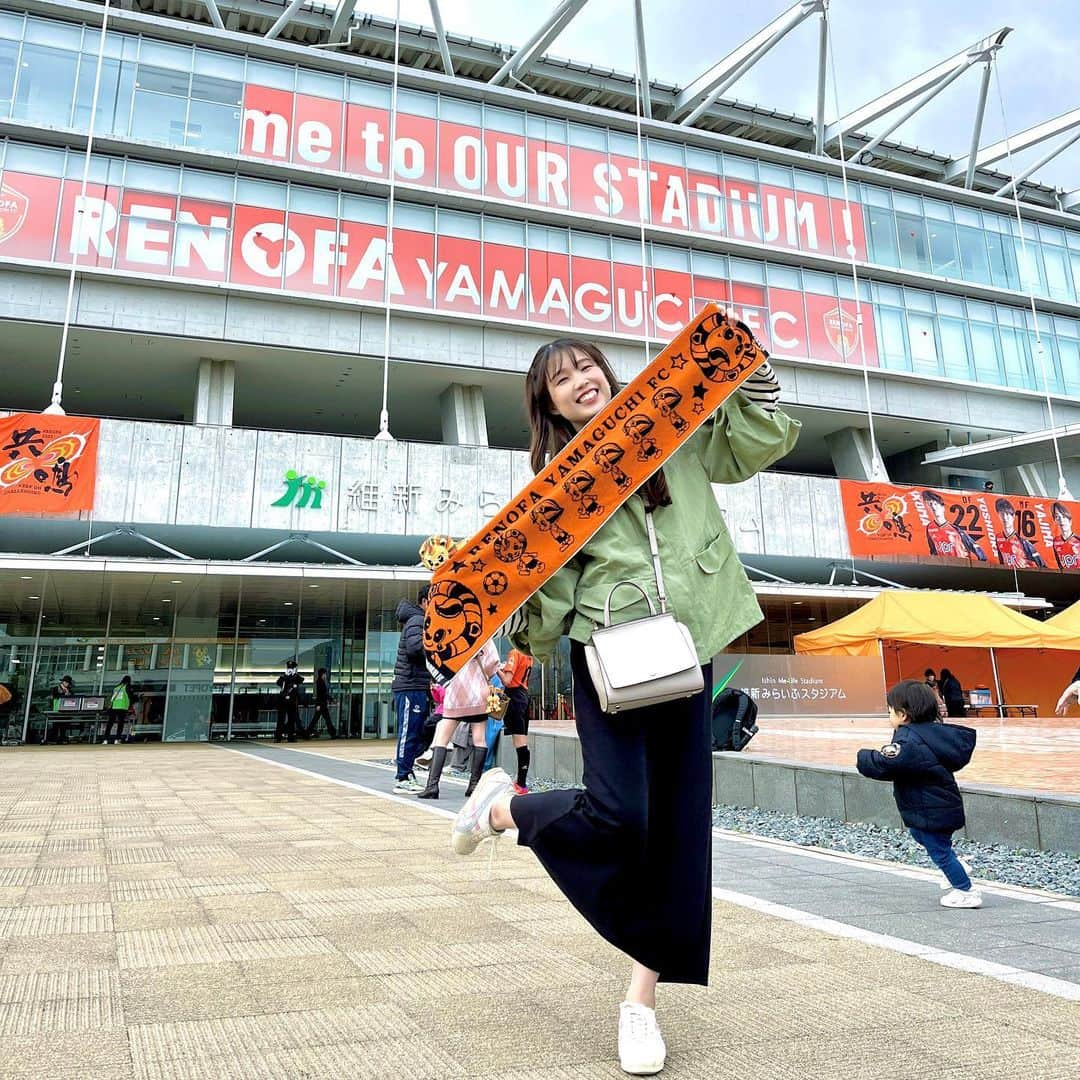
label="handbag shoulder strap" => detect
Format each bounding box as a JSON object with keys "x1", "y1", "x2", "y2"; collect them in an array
[{"x1": 644, "y1": 511, "x2": 668, "y2": 614}]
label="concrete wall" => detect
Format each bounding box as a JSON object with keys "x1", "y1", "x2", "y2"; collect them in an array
[
  {"x1": 514, "y1": 732, "x2": 1080, "y2": 854},
  {"x1": 0, "y1": 412, "x2": 850, "y2": 559}
]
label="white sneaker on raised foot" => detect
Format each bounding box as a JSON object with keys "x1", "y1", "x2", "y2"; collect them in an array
[
  {"x1": 451, "y1": 767, "x2": 513, "y2": 856},
  {"x1": 939, "y1": 858, "x2": 974, "y2": 889},
  {"x1": 940, "y1": 887, "x2": 983, "y2": 909},
  {"x1": 618, "y1": 1002, "x2": 666, "y2": 1076}
]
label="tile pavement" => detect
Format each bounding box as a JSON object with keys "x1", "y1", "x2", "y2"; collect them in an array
[{"x1": 0, "y1": 741, "x2": 1075, "y2": 1079}]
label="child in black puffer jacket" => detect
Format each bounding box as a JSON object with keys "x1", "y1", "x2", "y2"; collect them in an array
[{"x1": 857, "y1": 679, "x2": 981, "y2": 909}]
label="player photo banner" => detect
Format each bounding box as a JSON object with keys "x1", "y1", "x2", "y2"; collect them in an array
[
  {"x1": 840, "y1": 480, "x2": 1080, "y2": 573},
  {"x1": 423, "y1": 304, "x2": 767, "y2": 682},
  {"x1": 0, "y1": 412, "x2": 100, "y2": 514}
]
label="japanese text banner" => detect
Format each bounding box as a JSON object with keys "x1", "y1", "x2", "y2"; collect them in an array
[
  {"x1": 0, "y1": 412, "x2": 100, "y2": 514},
  {"x1": 840, "y1": 480, "x2": 1080, "y2": 572}
]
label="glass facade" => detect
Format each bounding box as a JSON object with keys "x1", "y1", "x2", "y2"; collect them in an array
[
  {"x1": 0, "y1": 567, "x2": 416, "y2": 744},
  {"x1": 1, "y1": 137, "x2": 1077, "y2": 395},
  {"x1": 2, "y1": 12, "x2": 1080, "y2": 310}
]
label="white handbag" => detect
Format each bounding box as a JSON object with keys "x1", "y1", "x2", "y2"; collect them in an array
[{"x1": 583, "y1": 512, "x2": 704, "y2": 713}]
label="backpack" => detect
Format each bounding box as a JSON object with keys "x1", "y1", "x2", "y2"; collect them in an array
[
  {"x1": 111, "y1": 684, "x2": 130, "y2": 711},
  {"x1": 711, "y1": 688, "x2": 759, "y2": 752},
  {"x1": 503, "y1": 649, "x2": 533, "y2": 691}
]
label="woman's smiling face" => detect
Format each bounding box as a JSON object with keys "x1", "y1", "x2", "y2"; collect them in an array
[{"x1": 545, "y1": 347, "x2": 613, "y2": 429}]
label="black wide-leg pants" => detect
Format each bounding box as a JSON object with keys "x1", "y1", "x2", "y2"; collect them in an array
[{"x1": 511, "y1": 643, "x2": 713, "y2": 985}]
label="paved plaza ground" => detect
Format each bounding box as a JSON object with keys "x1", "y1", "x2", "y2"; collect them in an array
[{"x1": 1, "y1": 742, "x2": 1078, "y2": 1079}]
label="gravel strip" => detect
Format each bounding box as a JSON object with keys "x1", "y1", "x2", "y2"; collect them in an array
[
  {"x1": 388, "y1": 758, "x2": 1080, "y2": 896},
  {"x1": 712, "y1": 803, "x2": 1080, "y2": 897}
]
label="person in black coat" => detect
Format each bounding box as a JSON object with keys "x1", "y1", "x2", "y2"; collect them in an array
[
  {"x1": 391, "y1": 587, "x2": 431, "y2": 792},
  {"x1": 857, "y1": 679, "x2": 981, "y2": 908},
  {"x1": 937, "y1": 667, "x2": 965, "y2": 718},
  {"x1": 274, "y1": 659, "x2": 303, "y2": 743},
  {"x1": 305, "y1": 667, "x2": 337, "y2": 739}
]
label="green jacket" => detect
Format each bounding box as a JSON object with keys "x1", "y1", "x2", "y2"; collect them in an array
[{"x1": 510, "y1": 395, "x2": 801, "y2": 664}]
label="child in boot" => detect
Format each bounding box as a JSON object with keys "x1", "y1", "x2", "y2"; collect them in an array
[
  {"x1": 417, "y1": 638, "x2": 500, "y2": 800},
  {"x1": 857, "y1": 679, "x2": 981, "y2": 908}
]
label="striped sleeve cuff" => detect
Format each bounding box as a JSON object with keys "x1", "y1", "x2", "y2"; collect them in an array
[
  {"x1": 739, "y1": 360, "x2": 781, "y2": 413},
  {"x1": 500, "y1": 605, "x2": 528, "y2": 640}
]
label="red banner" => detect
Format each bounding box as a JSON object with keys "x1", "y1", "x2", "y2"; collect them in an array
[
  {"x1": 239, "y1": 84, "x2": 867, "y2": 261},
  {"x1": 841, "y1": 480, "x2": 1080, "y2": 572},
  {"x1": 0, "y1": 170, "x2": 879, "y2": 367},
  {"x1": 0, "y1": 412, "x2": 100, "y2": 514}
]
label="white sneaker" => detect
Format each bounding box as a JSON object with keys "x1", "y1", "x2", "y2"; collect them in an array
[
  {"x1": 451, "y1": 767, "x2": 513, "y2": 855},
  {"x1": 618, "y1": 1002, "x2": 666, "y2": 1076},
  {"x1": 415, "y1": 752, "x2": 433, "y2": 770},
  {"x1": 939, "y1": 858, "x2": 974, "y2": 889},
  {"x1": 394, "y1": 774, "x2": 422, "y2": 793},
  {"x1": 940, "y1": 888, "x2": 983, "y2": 909}
]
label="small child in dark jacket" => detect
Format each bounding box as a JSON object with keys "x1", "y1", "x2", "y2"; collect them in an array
[{"x1": 857, "y1": 679, "x2": 981, "y2": 909}]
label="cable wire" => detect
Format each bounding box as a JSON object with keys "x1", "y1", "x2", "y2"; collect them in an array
[
  {"x1": 375, "y1": 0, "x2": 402, "y2": 441},
  {"x1": 47, "y1": 0, "x2": 112, "y2": 415},
  {"x1": 631, "y1": 0, "x2": 651, "y2": 373},
  {"x1": 990, "y1": 63, "x2": 1072, "y2": 499},
  {"x1": 823, "y1": 1, "x2": 886, "y2": 481}
]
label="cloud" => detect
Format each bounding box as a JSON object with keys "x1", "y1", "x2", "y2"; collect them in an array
[{"x1": 348, "y1": 0, "x2": 1080, "y2": 190}]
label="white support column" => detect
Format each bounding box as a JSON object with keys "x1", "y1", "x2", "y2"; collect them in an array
[
  {"x1": 194, "y1": 358, "x2": 236, "y2": 427},
  {"x1": 440, "y1": 384, "x2": 488, "y2": 447},
  {"x1": 1011, "y1": 463, "x2": 1049, "y2": 498},
  {"x1": 825, "y1": 427, "x2": 888, "y2": 483}
]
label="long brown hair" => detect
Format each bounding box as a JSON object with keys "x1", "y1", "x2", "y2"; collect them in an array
[{"x1": 525, "y1": 339, "x2": 671, "y2": 512}]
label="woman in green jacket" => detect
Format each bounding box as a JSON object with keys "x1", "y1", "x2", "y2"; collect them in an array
[{"x1": 451, "y1": 335, "x2": 799, "y2": 1075}]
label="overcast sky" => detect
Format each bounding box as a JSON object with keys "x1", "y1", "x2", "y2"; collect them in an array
[{"x1": 352, "y1": 0, "x2": 1077, "y2": 195}]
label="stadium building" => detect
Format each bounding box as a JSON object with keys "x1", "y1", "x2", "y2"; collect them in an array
[{"x1": 1, "y1": 0, "x2": 1078, "y2": 742}]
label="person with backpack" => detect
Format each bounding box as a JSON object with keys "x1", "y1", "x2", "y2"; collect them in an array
[
  {"x1": 857, "y1": 679, "x2": 980, "y2": 908},
  {"x1": 104, "y1": 676, "x2": 134, "y2": 745},
  {"x1": 498, "y1": 649, "x2": 535, "y2": 792},
  {"x1": 391, "y1": 587, "x2": 431, "y2": 792}
]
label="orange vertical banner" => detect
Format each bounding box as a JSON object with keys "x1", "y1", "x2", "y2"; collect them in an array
[{"x1": 0, "y1": 412, "x2": 100, "y2": 514}]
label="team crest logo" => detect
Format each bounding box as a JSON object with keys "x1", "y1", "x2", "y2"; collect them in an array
[
  {"x1": 0, "y1": 184, "x2": 28, "y2": 247},
  {"x1": 824, "y1": 306, "x2": 859, "y2": 359}
]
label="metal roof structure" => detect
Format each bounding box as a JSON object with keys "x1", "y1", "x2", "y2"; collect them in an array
[{"x1": 94, "y1": 0, "x2": 1079, "y2": 213}]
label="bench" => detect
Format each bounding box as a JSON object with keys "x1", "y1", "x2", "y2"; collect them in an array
[{"x1": 964, "y1": 703, "x2": 1038, "y2": 718}]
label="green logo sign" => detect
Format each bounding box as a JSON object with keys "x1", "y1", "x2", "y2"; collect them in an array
[{"x1": 272, "y1": 469, "x2": 327, "y2": 510}]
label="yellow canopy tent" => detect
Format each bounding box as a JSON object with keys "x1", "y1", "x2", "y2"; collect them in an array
[
  {"x1": 1047, "y1": 599, "x2": 1080, "y2": 639},
  {"x1": 794, "y1": 591, "x2": 1078, "y2": 708},
  {"x1": 794, "y1": 591, "x2": 1076, "y2": 657}
]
